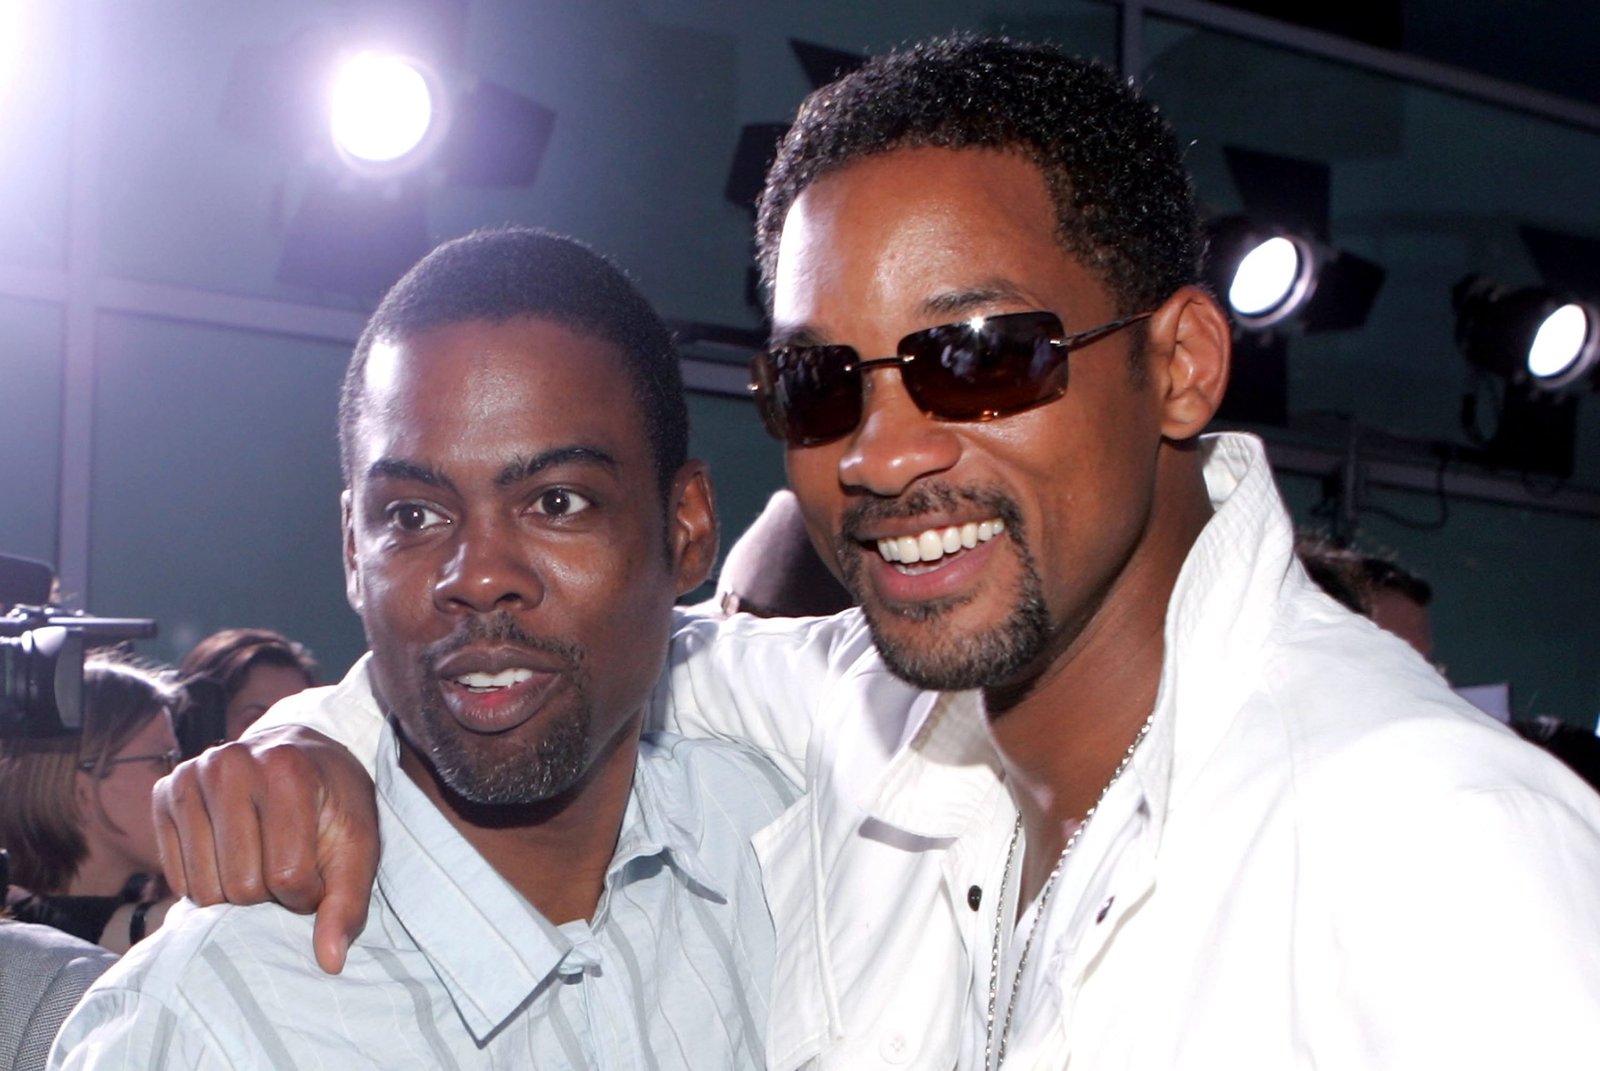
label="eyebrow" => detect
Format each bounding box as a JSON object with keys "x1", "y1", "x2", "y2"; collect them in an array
[
  {"x1": 767, "y1": 324, "x2": 833, "y2": 350},
  {"x1": 364, "y1": 446, "x2": 619, "y2": 493},
  {"x1": 493, "y1": 446, "x2": 618, "y2": 488},
  {"x1": 366, "y1": 458, "x2": 454, "y2": 492},
  {"x1": 768, "y1": 280, "x2": 1044, "y2": 349},
  {"x1": 921, "y1": 281, "x2": 1036, "y2": 318}
]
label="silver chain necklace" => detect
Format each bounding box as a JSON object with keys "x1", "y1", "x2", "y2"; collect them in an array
[{"x1": 983, "y1": 712, "x2": 1157, "y2": 1070}]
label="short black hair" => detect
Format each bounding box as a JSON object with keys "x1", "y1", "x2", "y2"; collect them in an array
[
  {"x1": 755, "y1": 35, "x2": 1203, "y2": 322},
  {"x1": 1295, "y1": 535, "x2": 1371, "y2": 615},
  {"x1": 1361, "y1": 556, "x2": 1433, "y2": 608},
  {"x1": 339, "y1": 228, "x2": 688, "y2": 499}
]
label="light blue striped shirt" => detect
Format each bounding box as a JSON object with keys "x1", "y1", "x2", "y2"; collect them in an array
[{"x1": 52, "y1": 714, "x2": 795, "y2": 1070}]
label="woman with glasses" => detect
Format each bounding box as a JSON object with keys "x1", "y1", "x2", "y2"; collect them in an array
[{"x1": 0, "y1": 654, "x2": 180, "y2": 951}]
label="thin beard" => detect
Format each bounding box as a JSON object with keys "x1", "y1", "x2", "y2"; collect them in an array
[
  {"x1": 835, "y1": 487, "x2": 1052, "y2": 692},
  {"x1": 410, "y1": 613, "x2": 593, "y2": 805}
]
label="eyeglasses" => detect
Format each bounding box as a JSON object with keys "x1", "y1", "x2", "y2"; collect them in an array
[
  {"x1": 749, "y1": 309, "x2": 1152, "y2": 447},
  {"x1": 80, "y1": 748, "x2": 182, "y2": 777}
]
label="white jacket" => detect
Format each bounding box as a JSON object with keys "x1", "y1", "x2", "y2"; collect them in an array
[{"x1": 655, "y1": 433, "x2": 1600, "y2": 1070}]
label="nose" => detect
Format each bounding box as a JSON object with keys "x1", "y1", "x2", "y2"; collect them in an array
[
  {"x1": 837, "y1": 367, "x2": 962, "y2": 496},
  {"x1": 432, "y1": 516, "x2": 544, "y2": 615}
]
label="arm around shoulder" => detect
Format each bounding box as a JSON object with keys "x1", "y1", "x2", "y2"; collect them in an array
[
  {"x1": 653, "y1": 608, "x2": 883, "y2": 784},
  {"x1": 245, "y1": 657, "x2": 386, "y2": 776}
]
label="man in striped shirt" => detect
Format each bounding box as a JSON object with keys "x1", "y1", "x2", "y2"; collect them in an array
[{"x1": 51, "y1": 229, "x2": 793, "y2": 1069}]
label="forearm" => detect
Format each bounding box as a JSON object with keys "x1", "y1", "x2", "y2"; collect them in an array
[
  {"x1": 246, "y1": 655, "x2": 384, "y2": 777},
  {"x1": 652, "y1": 607, "x2": 881, "y2": 785}
]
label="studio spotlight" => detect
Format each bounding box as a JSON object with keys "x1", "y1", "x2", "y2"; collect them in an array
[
  {"x1": 1211, "y1": 222, "x2": 1317, "y2": 328},
  {"x1": 1453, "y1": 275, "x2": 1600, "y2": 392},
  {"x1": 221, "y1": 22, "x2": 553, "y2": 302},
  {"x1": 328, "y1": 51, "x2": 446, "y2": 175},
  {"x1": 1204, "y1": 148, "x2": 1386, "y2": 428},
  {"x1": 1453, "y1": 274, "x2": 1600, "y2": 477},
  {"x1": 1530, "y1": 304, "x2": 1597, "y2": 382}
]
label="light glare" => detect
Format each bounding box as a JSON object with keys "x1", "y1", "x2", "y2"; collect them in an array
[
  {"x1": 0, "y1": 1, "x2": 22, "y2": 98},
  {"x1": 1528, "y1": 303, "x2": 1590, "y2": 379},
  {"x1": 330, "y1": 52, "x2": 435, "y2": 164},
  {"x1": 1229, "y1": 237, "x2": 1302, "y2": 317}
]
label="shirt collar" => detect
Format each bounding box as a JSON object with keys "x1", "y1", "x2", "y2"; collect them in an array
[
  {"x1": 371, "y1": 717, "x2": 729, "y2": 1041},
  {"x1": 373, "y1": 720, "x2": 572, "y2": 1043},
  {"x1": 862, "y1": 689, "x2": 1007, "y2": 838},
  {"x1": 606, "y1": 733, "x2": 728, "y2": 903},
  {"x1": 1129, "y1": 432, "x2": 1296, "y2": 840}
]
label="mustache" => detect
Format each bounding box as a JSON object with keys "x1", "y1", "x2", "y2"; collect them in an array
[
  {"x1": 422, "y1": 612, "x2": 584, "y2": 672},
  {"x1": 838, "y1": 484, "x2": 1025, "y2": 544}
]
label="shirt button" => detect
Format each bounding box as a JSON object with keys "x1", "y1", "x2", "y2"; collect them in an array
[
  {"x1": 880, "y1": 1032, "x2": 911, "y2": 1064},
  {"x1": 967, "y1": 885, "x2": 983, "y2": 911}
]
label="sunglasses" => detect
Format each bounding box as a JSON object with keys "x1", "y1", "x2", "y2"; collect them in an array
[{"x1": 750, "y1": 309, "x2": 1152, "y2": 447}]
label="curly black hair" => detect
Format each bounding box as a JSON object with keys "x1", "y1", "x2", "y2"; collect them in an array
[
  {"x1": 340, "y1": 228, "x2": 687, "y2": 501},
  {"x1": 755, "y1": 35, "x2": 1204, "y2": 321}
]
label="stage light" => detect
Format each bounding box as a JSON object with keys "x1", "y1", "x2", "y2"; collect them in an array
[
  {"x1": 1453, "y1": 275, "x2": 1600, "y2": 391},
  {"x1": 1204, "y1": 147, "x2": 1386, "y2": 428},
  {"x1": 328, "y1": 51, "x2": 443, "y2": 173},
  {"x1": 1528, "y1": 303, "x2": 1596, "y2": 382},
  {"x1": 1226, "y1": 234, "x2": 1316, "y2": 326},
  {"x1": 1453, "y1": 275, "x2": 1600, "y2": 477},
  {"x1": 221, "y1": 24, "x2": 554, "y2": 301}
]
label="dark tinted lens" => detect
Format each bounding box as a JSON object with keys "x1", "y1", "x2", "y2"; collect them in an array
[
  {"x1": 899, "y1": 311, "x2": 1065, "y2": 419},
  {"x1": 751, "y1": 346, "x2": 863, "y2": 446}
]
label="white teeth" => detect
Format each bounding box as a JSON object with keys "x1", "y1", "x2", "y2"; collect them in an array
[
  {"x1": 873, "y1": 518, "x2": 1005, "y2": 566},
  {"x1": 454, "y1": 668, "x2": 535, "y2": 692}
]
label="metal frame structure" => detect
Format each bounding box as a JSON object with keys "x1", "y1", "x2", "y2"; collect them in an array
[{"x1": 11, "y1": 0, "x2": 1600, "y2": 605}]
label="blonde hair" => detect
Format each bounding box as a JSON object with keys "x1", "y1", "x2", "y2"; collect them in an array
[{"x1": 0, "y1": 653, "x2": 177, "y2": 893}]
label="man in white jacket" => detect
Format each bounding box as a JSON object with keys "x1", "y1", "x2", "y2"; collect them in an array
[{"x1": 152, "y1": 35, "x2": 1600, "y2": 1071}]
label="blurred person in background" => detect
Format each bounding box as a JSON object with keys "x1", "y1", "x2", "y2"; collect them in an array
[
  {"x1": 0, "y1": 655, "x2": 180, "y2": 952},
  {"x1": 1296, "y1": 534, "x2": 1435, "y2": 662},
  {"x1": 1360, "y1": 556, "x2": 1434, "y2": 662},
  {"x1": 174, "y1": 628, "x2": 317, "y2": 753}
]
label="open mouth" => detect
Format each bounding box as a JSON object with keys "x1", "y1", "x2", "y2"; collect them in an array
[
  {"x1": 450, "y1": 667, "x2": 537, "y2": 693},
  {"x1": 874, "y1": 518, "x2": 1005, "y2": 570}
]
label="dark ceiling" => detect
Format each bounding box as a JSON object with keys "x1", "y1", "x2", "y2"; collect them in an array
[{"x1": 1223, "y1": 1, "x2": 1600, "y2": 106}]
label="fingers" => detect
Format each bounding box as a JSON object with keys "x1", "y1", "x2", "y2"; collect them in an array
[
  {"x1": 311, "y1": 863, "x2": 371, "y2": 976},
  {"x1": 151, "y1": 725, "x2": 379, "y2": 976},
  {"x1": 154, "y1": 746, "x2": 261, "y2": 905},
  {"x1": 152, "y1": 774, "x2": 192, "y2": 900},
  {"x1": 254, "y1": 748, "x2": 335, "y2": 915},
  {"x1": 153, "y1": 727, "x2": 347, "y2": 910},
  {"x1": 307, "y1": 737, "x2": 380, "y2": 974}
]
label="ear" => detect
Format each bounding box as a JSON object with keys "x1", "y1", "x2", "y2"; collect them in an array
[
  {"x1": 666, "y1": 460, "x2": 718, "y2": 597},
  {"x1": 72, "y1": 769, "x2": 99, "y2": 830},
  {"x1": 1148, "y1": 285, "x2": 1232, "y2": 441},
  {"x1": 341, "y1": 489, "x2": 363, "y2": 613}
]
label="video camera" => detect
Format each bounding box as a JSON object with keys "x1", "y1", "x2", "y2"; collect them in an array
[{"x1": 0, "y1": 553, "x2": 157, "y2": 738}]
